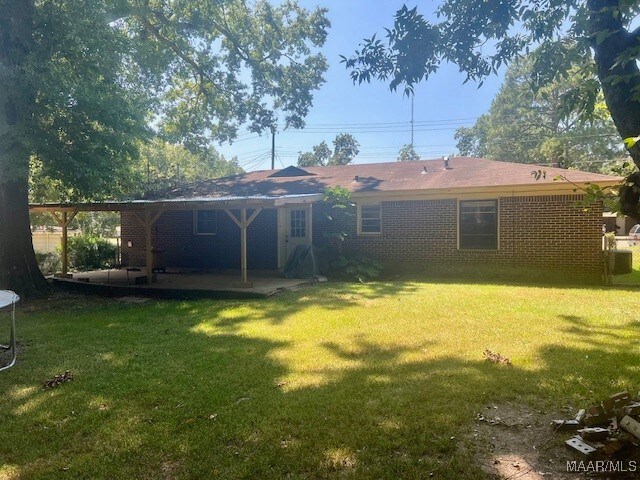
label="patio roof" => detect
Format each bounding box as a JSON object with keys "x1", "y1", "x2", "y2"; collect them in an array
[
  {"x1": 29, "y1": 193, "x2": 323, "y2": 213},
  {"x1": 29, "y1": 193, "x2": 323, "y2": 288}
]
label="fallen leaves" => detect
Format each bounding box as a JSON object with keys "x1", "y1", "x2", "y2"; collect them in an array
[
  {"x1": 43, "y1": 370, "x2": 73, "y2": 389},
  {"x1": 483, "y1": 349, "x2": 512, "y2": 366}
]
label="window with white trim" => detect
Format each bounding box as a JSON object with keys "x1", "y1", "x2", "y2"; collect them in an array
[
  {"x1": 359, "y1": 204, "x2": 382, "y2": 234},
  {"x1": 195, "y1": 210, "x2": 218, "y2": 235},
  {"x1": 459, "y1": 200, "x2": 498, "y2": 249}
]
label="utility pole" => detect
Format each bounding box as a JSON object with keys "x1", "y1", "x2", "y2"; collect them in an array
[
  {"x1": 411, "y1": 93, "x2": 414, "y2": 146},
  {"x1": 271, "y1": 127, "x2": 276, "y2": 170}
]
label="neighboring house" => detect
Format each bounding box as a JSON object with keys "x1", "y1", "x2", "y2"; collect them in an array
[
  {"x1": 603, "y1": 212, "x2": 636, "y2": 235},
  {"x1": 119, "y1": 157, "x2": 620, "y2": 283}
]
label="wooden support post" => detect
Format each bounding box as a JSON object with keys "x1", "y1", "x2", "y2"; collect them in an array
[
  {"x1": 61, "y1": 211, "x2": 68, "y2": 277},
  {"x1": 145, "y1": 209, "x2": 153, "y2": 283},
  {"x1": 225, "y1": 207, "x2": 262, "y2": 287},
  {"x1": 308, "y1": 203, "x2": 313, "y2": 246},
  {"x1": 241, "y1": 208, "x2": 247, "y2": 284},
  {"x1": 51, "y1": 209, "x2": 77, "y2": 278},
  {"x1": 133, "y1": 208, "x2": 164, "y2": 284}
]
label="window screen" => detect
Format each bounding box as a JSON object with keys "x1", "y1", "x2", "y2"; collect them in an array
[
  {"x1": 459, "y1": 200, "x2": 498, "y2": 249},
  {"x1": 195, "y1": 210, "x2": 217, "y2": 235},
  {"x1": 360, "y1": 205, "x2": 381, "y2": 234}
]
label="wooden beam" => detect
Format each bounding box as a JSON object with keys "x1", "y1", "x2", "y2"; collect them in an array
[
  {"x1": 246, "y1": 207, "x2": 263, "y2": 227},
  {"x1": 308, "y1": 204, "x2": 313, "y2": 245},
  {"x1": 61, "y1": 211, "x2": 69, "y2": 277},
  {"x1": 224, "y1": 208, "x2": 242, "y2": 228},
  {"x1": 131, "y1": 211, "x2": 146, "y2": 227},
  {"x1": 225, "y1": 207, "x2": 263, "y2": 286},
  {"x1": 144, "y1": 210, "x2": 154, "y2": 283},
  {"x1": 51, "y1": 209, "x2": 77, "y2": 278},
  {"x1": 150, "y1": 209, "x2": 164, "y2": 225},
  {"x1": 50, "y1": 209, "x2": 77, "y2": 228},
  {"x1": 50, "y1": 211, "x2": 62, "y2": 227},
  {"x1": 241, "y1": 208, "x2": 248, "y2": 284}
]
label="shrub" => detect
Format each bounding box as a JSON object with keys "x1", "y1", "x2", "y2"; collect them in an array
[
  {"x1": 67, "y1": 234, "x2": 117, "y2": 271},
  {"x1": 36, "y1": 252, "x2": 61, "y2": 276},
  {"x1": 331, "y1": 255, "x2": 383, "y2": 282}
]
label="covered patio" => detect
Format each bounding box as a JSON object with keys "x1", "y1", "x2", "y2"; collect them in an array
[
  {"x1": 29, "y1": 192, "x2": 322, "y2": 294},
  {"x1": 50, "y1": 269, "x2": 313, "y2": 299}
]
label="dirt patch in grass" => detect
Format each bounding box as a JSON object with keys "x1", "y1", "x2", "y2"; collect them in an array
[
  {"x1": 18, "y1": 290, "x2": 114, "y2": 313},
  {"x1": 471, "y1": 402, "x2": 640, "y2": 479}
]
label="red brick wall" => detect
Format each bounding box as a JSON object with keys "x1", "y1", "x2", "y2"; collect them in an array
[
  {"x1": 121, "y1": 196, "x2": 603, "y2": 281},
  {"x1": 313, "y1": 195, "x2": 603, "y2": 280},
  {"x1": 121, "y1": 208, "x2": 278, "y2": 270}
]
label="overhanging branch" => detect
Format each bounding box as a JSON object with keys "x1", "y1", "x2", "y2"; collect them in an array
[{"x1": 135, "y1": 15, "x2": 218, "y2": 93}]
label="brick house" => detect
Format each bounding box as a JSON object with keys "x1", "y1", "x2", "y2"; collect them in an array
[{"x1": 118, "y1": 157, "x2": 619, "y2": 283}]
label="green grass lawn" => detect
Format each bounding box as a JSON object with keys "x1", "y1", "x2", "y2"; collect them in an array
[{"x1": 1, "y1": 281, "x2": 639, "y2": 479}]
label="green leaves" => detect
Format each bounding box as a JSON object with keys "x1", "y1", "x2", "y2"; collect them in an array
[
  {"x1": 19, "y1": 0, "x2": 329, "y2": 201},
  {"x1": 454, "y1": 52, "x2": 624, "y2": 171},
  {"x1": 322, "y1": 186, "x2": 355, "y2": 244},
  {"x1": 297, "y1": 134, "x2": 360, "y2": 167},
  {"x1": 128, "y1": 0, "x2": 329, "y2": 145},
  {"x1": 624, "y1": 135, "x2": 640, "y2": 149},
  {"x1": 397, "y1": 144, "x2": 420, "y2": 162}
]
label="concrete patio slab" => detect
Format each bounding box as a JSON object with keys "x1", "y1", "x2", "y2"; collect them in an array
[{"x1": 50, "y1": 269, "x2": 313, "y2": 299}]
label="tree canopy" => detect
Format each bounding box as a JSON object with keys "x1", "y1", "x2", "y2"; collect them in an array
[
  {"x1": 0, "y1": 0, "x2": 330, "y2": 293},
  {"x1": 397, "y1": 143, "x2": 420, "y2": 162},
  {"x1": 455, "y1": 55, "x2": 624, "y2": 171},
  {"x1": 298, "y1": 133, "x2": 360, "y2": 167},
  {"x1": 130, "y1": 139, "x2": 243, "y2": 196},
  {"x1": 343, "y1": 1, "x2": 640, "y2": 218}
]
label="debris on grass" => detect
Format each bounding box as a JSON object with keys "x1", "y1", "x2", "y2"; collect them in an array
[
  {"x1": 43, "y1": 370, "x2": 73, "y2": 389},
  {"x1": 115, "y1": 296, "x2": 150, "y2": 304},
  {"x1": 552, "y1": 390, "x2": 640, "y2": 459},
  {"x1": 483, "y1": 349, "x2": 512, "y2": 366}
]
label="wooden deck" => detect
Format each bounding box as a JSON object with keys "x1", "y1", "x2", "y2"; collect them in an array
[{"x1": 51, "y1": 269, "x2": 313, "y2": 299}]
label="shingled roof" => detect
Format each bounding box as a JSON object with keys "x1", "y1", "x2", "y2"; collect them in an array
[{"x1": 145, "y1": 157, "x2": 620, "y2": 200}]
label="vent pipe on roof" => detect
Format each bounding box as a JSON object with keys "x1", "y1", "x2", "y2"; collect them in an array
[
  {"x1": 421, "y1": 166, "x2": 428, "y2": 175},
  {"x1": 443, "y1": 156, "x2": 451, "y2": 169}
]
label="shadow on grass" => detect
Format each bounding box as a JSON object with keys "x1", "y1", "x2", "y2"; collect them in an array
[{"x1": 1, "y1": 288, "x2": 639, "y2": 479}]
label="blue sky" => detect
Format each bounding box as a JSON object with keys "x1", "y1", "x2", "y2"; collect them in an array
[{"x1": 216, "y1": 1, "x2": 505, "y2": 171}]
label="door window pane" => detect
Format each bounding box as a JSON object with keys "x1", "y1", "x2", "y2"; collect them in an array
[{"x1": 290, "y1": 210, "x2": 306, "y2": 238}]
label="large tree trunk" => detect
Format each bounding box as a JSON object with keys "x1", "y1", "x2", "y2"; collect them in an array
[
  {"x1": 0, "y1": 178, "x2": 47, "y2": 294},
  {"x1": 588, "y1": 0, "x2": 640, "y2": 219},
  {"x1": 0, "y1": 0, "x2": 47, "y2": 295}
]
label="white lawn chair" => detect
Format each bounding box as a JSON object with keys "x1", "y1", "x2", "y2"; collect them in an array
[{"x1": 0, "y1": 290, "x2": 19, "y2": 372}]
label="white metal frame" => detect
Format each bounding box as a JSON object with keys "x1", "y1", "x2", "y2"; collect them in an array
[{"x1": 0, "y1": 290, "x2": 19, "y2": 372}]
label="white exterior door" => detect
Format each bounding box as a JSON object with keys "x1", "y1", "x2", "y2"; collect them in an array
[{"x1": 285, "y1": 206, "x2": 311, "y2": 260}]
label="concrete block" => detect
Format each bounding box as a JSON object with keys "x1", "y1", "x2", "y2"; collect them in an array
[
  {"x1": 583, "y1": 414, "x2": 611, "y2": 427},
  {"x1": 565, "y1": 436, "x2": 597, "y2": 456},
  {"x1": 603, "y1": 391, "x2": 631, "y2": 412},
  {"x1": 578, "y1": 427, "x2": 609, "y2": 442},
  {"x1": 620, "y1": 415, "x2": 640, "y2": 440}
]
